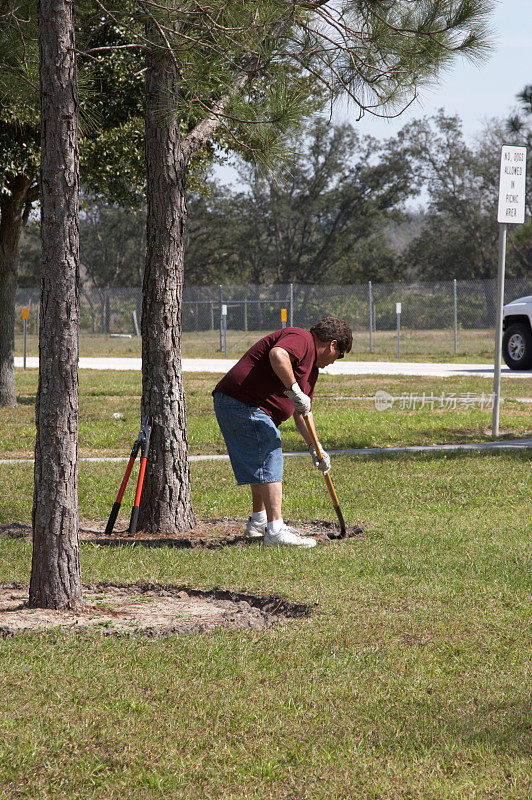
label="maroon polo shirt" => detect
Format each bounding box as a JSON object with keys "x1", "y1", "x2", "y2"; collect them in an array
[{"x1": 213, "y1": 328, "x2": 318, "y2": 426}]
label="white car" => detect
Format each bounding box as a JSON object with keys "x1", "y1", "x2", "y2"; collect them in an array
[{"x1": 502, "y1": 295, "x2": 532, "y2": 370}]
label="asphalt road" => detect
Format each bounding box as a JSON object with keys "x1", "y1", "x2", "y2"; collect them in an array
[{"x1": 14, "y1": 356, "x2": 532, "y2": 378}]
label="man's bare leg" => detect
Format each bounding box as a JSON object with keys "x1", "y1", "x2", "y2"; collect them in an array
[
  {"x1": 251, "y1": 484, "x2": 265, "y2": 514},
  {"x1": 253, "y1": 481, "x2": 315, "y2": 548},
  {"x1": 250, "y1": 482, "x2": 282, "y2": 522}
]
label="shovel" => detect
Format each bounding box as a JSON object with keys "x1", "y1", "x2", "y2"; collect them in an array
[{"x1": 303, "y1": 415, "x2": 347, "y2": 539}]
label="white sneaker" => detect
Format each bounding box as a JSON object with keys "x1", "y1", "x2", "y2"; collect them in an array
[
  {"x1": 244, "y1": 517, "x2": 266, "y2": 539},
  {"x1": 264, "y1": 524, "x2": 316, "y2": 548}
]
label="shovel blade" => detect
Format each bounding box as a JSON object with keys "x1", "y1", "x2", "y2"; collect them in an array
[
  {"x1": 327, "y1": 529, "x2": 346, "y2": 540},
  {"x1": 327, "y1": 521, "x2": 364, "y2": 540},
  {"x1": 328, "y1": 506, "x2": 347, "y2": 539}
]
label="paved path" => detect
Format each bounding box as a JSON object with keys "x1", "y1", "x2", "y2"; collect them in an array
[
  {"x1": 322, "y1": 361, "x2": 532, "y2": 379},
  {"x1": 14, "y1": 356, "x2": 532, "y2": 378},
  {"x1": 2, "y1": 438, "x2": 530, "y2": 467}
]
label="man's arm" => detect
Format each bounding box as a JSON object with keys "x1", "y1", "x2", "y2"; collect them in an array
[
  {"x1": 293, "y1": 409, "x2": 315, "y2": 446},
  {"x1": 270, "y1": 347, "x2": 311, "y2": 415},
  {"x1": 269, "y1": 346, "x2": 297, "y2": 388},
  {"x1": 294, "y1": 409, "x2": 331, "y2": 473},
  {"x1": 270, "y1": 347, "x2": 330, "y2": 471},
  {"x1": 269, "y1": 347, "x2": 315, "y2": 442}
]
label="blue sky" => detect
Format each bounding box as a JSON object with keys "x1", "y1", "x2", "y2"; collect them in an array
[{"x1": 338, "y1": 0, "x2": 532, "y2": 142}]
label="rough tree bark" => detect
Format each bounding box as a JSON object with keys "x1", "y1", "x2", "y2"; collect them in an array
[
  {"x1": 138, "y1": 26, "x2": 195, "y2": 534},
  {"x1": 29, "y1": 0, "x2": 82, "y2": 609},
  {"x1": 0, "y1": 177, "x2": 37, "y2": 406},
  {"x1": 136, "y1": 22, "x2": 252, "y2": 534}
]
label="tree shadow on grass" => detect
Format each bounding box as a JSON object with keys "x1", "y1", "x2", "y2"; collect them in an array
[{"x1": 440, "y1": 699, "x2": 532, "y2": 756}]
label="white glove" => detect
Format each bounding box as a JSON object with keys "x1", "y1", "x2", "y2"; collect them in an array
[
  {"x1": 284, "y1": 382, "x2": 311, "y2": 416},
  {"x1": 308, "y1": 442, "x2": 331, "y2": 473}
]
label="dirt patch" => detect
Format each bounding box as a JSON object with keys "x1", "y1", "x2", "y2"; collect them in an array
[
  {"x1": 0, "y1": 518, "x2": 365, "y2": 637},
  {"x1": 0, "y1": 518, "x2": 365, "y2": 548},
  {"x1": 0, "y1": 581, "x2": 312, "y2": 638}
]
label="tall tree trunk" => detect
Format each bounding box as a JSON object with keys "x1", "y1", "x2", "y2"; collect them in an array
[
  {"x1": 138, "y1": 26, "x2": 195, "y2": 534},
  {"x1": 29, "y1": 0, "x2": 82, "y2": 609},
  {"x1": 0, "y1": 179, "x2": 34, "y2": 406}
]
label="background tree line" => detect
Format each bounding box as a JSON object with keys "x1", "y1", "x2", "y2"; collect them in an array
[{"x1": 17, "y1": 91, "x2": 532, "y2": 290}]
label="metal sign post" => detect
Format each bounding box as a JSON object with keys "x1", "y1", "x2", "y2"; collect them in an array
[
  {"x1": 289, "y1": 283, "x2": 294, "y2": 327},
  {"x1": 219, "y1": 285, "x2": 223, "y2": 352},
  {"x1": 369, "y1": 281, "x2": 373, "y2": 353},
  {"x1": 22, "y1": 307, "x2": 29, "y2": 369},
  {"x1": 221, "y1": 304, "x2": 227, "y2": 358},
  {"x1": 493, "y1": 145, "x2": 527, "y2": 435},
  {"x1": 453, "y1": 279, "x2": 458, "y2": 354},
  {"x1": 396, "y1": 302, "x2": 401, "y2": 360}
]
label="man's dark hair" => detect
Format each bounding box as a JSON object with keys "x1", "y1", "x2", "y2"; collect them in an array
[{"x1": 310, "y1": 317, "x2": 353, "y2": 354}]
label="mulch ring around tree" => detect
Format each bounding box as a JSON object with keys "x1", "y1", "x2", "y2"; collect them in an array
[
  {"x1": 0, "y1": 582, "x2": 313, "y2": 638},
  {"x1": 1, "y1": 518, "x2": 366, "y2": 549}
]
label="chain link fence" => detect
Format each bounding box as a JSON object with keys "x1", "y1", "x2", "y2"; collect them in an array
[{"x1": 16, "y1": 278, "x2": 531, "y2": 358}]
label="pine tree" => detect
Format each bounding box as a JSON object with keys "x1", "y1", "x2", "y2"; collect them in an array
[
  {"x1": 29, "y1": 0, "x2": 83, "y2": 609},
  {"x1": 129, "y1": 0, "x2": 494, "y2": 533}
]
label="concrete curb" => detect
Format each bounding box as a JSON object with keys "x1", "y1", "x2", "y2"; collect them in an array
[{"x1": 2, "y1": 438, "x2": 530, "y2": 466}]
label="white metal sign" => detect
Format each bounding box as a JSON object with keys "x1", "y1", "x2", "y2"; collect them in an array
[
  {"x1": 497, "y1": 145, "x2": 527, "y2": 224},
  {"x1": 396, "y1": 302, "x2": 402, "y2": 314}
]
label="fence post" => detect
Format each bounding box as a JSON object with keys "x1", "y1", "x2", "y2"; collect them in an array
[
  {"x1": 369, "y1": 281, "x2": 373, "y2": 353},
  {"x1": 22, "y1": 307, "x2": 28, "y2": 369},
  {"x1": 244, "y1": 299, "x2": 248, "y2": 332},
  {"x1": 453, "y1": 279, "x2": 458, "y2": 354},
  {"x1": 290, "y1": 283, "x2": 294, "y2": 327},
  {"x1": 222, "y1": 304, "x2": 228, "y2": 357},
  {"x1": 396, "y1": 302, "x2": 401, "y2": 360},
  {"x1": 136, "y1": 291, "x2": 142, "y2": 335},
  {"x1": 219, "y1": 285, "x2": 223, "y2": 351},
  {"x1": 100, "y1": 289, "x2": 107, "y2": 333},
  {"x1": 131, "y1": 310, "x2": 140, "y2": 336}
]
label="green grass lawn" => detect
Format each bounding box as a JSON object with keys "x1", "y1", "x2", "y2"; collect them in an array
[
  {"x1": 0, "y1": 370, "x2": 531, "y2": 799},
  {"x1": 16, "y1": 326, "x2": 501, "y2": 362},
  {"x1": 2, "y1": 370, "x2": 531, "y2": 460}
]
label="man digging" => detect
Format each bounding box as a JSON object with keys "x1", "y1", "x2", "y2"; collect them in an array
[{"x1": 213, "y1": 317, "x2": 352, "y2": 548}]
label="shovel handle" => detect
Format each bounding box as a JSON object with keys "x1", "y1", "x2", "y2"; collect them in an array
[{"x1": 303, "y1": 415, "x2": 346, "y2": 534}]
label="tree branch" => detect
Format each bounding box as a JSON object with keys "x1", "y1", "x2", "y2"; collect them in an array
[{"x1": 184, "y1": 70, "x2": 253, "y2": 159}]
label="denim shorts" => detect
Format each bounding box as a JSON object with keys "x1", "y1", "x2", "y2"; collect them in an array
[{"x1": 213, "y1": 392, "x2": 283, "y2": 485}]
